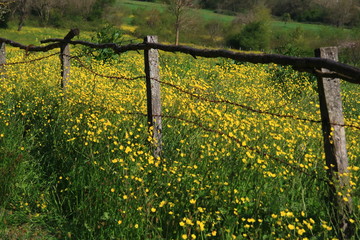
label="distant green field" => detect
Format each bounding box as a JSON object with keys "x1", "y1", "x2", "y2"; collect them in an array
[
  {"x1": 1, "y1": 0, "x2": 358, "y2": 52},
  {"x1": 0, "y1": 25, "x2": 93, "y2": 45},
  {"x1": 117, "y1": 0, "x2": 347, "y2": 30},
  {"x1": 116, "y1": 0, "x2": 234, "y2": 23}
]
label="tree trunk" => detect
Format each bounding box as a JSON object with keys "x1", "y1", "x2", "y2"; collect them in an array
[
  {"x1": 17, "y1": 0, "x2": 27, "y2": 31},
  {"x1": 175, "y1": 25, "x2": 180, "y2": 46},
  {"x1": 18, "y1": 15, "x2": 25, "y2": 31}
]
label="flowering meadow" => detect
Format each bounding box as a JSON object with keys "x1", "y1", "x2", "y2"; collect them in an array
[{"x1": 0, "y1": 45, "x2": 360, "y2": 239}]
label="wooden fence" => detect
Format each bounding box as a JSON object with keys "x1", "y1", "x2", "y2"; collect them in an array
[{"x1": 1, "y1": 29, "x2": 360, "y2": 239}]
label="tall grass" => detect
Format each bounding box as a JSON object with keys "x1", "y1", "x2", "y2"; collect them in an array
[{"x1": 0, "y1": 46, "x2": 359, "y2": 239}]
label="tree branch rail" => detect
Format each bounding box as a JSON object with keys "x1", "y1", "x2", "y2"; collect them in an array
[{"x1": 1, "y1": 37, "x2": 360, "y2": 84}]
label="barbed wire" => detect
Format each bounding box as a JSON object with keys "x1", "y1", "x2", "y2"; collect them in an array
[
  {"x1": 5, "y1": 50, "x2": 358, "y2": 131},
  {"x1": 70, "y1": 55, "x2": 146, "y2": 82},
  {"x1": 1, "y1": 44, "x2": 353, "y2": 184},
  {"x1": 119, "y1": 110, "x2": 330, "y2": 184},
  {"x1": 0, "y1": 52, "x2": 58, "y2": 66},
  {"x1": 152, "y1": 77, "x2": 360, "y2": 130},
  {"x1": 1, "y1": 48, "x2": 358, "y2": 131},
  {"x1": 2, "y1": 34, "x2": 360, "y2": 83}
]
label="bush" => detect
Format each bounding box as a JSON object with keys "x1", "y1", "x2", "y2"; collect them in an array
[
  {"x1": 0, "y1": 10, "x2": 10, "y2": 28},
  {"x1": 132, "y1": 8, "x2": 174, "y2": 42},
  {"x1": 340, "y1": 42, "x2": 360, "y2": 67},
  {"x1": 81, "y1": 25, "x2": 123, "y2": 62},
  {"x1": 226, "y1": 21, "x2": 270, "y2": 51},
  {"x1": 87, "y1": 0, "x2": 116, "y2": 21}
]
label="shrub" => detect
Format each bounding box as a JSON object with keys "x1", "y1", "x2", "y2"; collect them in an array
[
  {"x1": 226, "y1": 21, "x2": 270, "y2": 51},
  {"x1": 132, "y1": 8, "x2": 174, "y2": 42},
  {"x1": 81, "y1": 25, "x2": 123, "y2": 62}
]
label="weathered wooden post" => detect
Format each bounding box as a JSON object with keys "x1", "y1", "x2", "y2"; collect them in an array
[
  {"x1": 144, "y1": 36, "x2": 162, "y2": 158},
  {"x1": 60, "y1": 28, "x2": 79, "y2": 90},
  {"x1": 0, "y1": 41, "x2": 6, "y2": 78},
  {"x1": 315, "y1": 47, "x2": 353, "y2": 239}
]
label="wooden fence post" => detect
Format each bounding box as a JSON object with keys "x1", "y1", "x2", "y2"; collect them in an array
[
  {"x1": 144, "y1": 36, "x2": 162, "y2": 158},
  {"x1": 60, "y1": 44, "x2": 70, "y2": 90},
  {"x1": 60, "y1": 29, "x2": 79, "y2": 90},
  {"x1": 0, "y1": 42, "x2": 6, "y2": 78},
  {"x1": 315, "y1": 47, "x2": 353, "y2": 239}
]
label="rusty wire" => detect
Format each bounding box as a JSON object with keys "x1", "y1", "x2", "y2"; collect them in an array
[
  {"x1": 120, "y1": 110, "x2": 329, "y2": 183},
  {"x1": 1, "y1": 44, "x2": 358, "y2": 183},
  {"x1": 2, "y1": 50, "x2": 358, "y2": 130},
  {"x1": 153, "y1": 77, "x2": 360, "y2": 130},
  {"x1": 70, "y1": 55, "x2": 146, "y2": 81},
  {"x1": 0, "y1": 52, "x2": 58, "y2": 66}
]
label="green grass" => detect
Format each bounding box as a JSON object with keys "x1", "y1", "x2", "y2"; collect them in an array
[
  {"x1": 1, "y1": 6, "x2": 360, "y2": 239},
  {"x1": 116, "y1": 0, "x2": 355, "y2": 36},
  {"x1": 116, "y1": 0, "x2": 167, "y2": 11},
  {"x1": 2, "y1": 0, "x2": 359, "y2": 53},
  {"x1": 0, "y1": 25, "x2": 92, "y2": 45},
  {"x1": 0, "y1": 35, "x2": 359, "y2": 239}
]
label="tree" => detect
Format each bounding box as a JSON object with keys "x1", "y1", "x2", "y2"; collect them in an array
[
  {"x1": 226, "y1": 4, "x2": 272, "y2": 51},
  {"x1": 0, "y1": 0, "x2": 13, "y2": 28},
  {"x1": 87, "y1": 0, "x2": 115, "y2": 21},
  {"x1": 281, "y1": 12, "x2": 291, "y2": 24},
  {"x1": 132, "y1": 8, "x2": 173, "y2": 42},
  {"x1": 199, "y1": 0, "x2": 218, "y2": 9},
  {"x1": 11, "y1": 0, "x2": 109, "y2": 30},
  {"x1": 15, "y1": 0, "x2": 31, "y2": 31},
  {"x1": 31, "y1": 0, "x2": 56, "y2": 24},
  {"x1": 227, "y1": 21, "x2": 271, "y2": 50},
  {"x1": 164, "y1": 0, "x2": 196, "y2": 45},
  {"x1": 320, "y1": 0, "x2": 355, "y2": 26},
  {"x1": 205, "y1": 20, "x2": 225, "y2": 46}
]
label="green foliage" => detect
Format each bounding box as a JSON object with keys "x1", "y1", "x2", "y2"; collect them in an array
[
  {"x1": 339, "y1": 42, "x2": 360, "y2": 67},
  {"x1": 226, "y1": 5, "x2": 272, "y2": 51},
  {"x1": 227, "y1": 21, "x2": 270, "y2": 51},
  {"x1": 295, "y1": 7, "x2": 327, "y2": 23},
  {"x1": 199, "y1": 0, "x2": 218, "y2": 9},
  {"x1": 81, "y1": 25, "x2": 123, "y2": 62},
  {"x1": 272, "y1": 27, "x2": 312, "y2": 57},
  {"x1": 281, "y1": 13, "x2": 291, "y2": 23},
  {"x1": 267, "y1": 64, "x2": 317, "y2": 99},
  {"x1": 47, "y1": 9, "x2": 63, "y2": 28},
  {"x1": 132, "y1": 8, "x2": 174, "y2": 42},
  {"x1": 0, "y1": 1, "x2": 11, "y2": 28},
  {"x1": 87, "y1": 0, "x2": 116, "y2": 21}
]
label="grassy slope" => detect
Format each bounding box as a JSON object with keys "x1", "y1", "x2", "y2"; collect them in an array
[
  {"x1": 117, "y1": 0, "x2": 350, "y2": 34},
  {"x1": 1, "y1": 0, "x2": 355, "y2": 48},
  {"x1": 0, "y1": 25, "x2": 93, "y2": 46}
]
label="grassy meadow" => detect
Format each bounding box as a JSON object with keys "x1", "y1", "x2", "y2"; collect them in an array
[{"x1": 1, "y1": 27, "x2": 360, "y2": 239}]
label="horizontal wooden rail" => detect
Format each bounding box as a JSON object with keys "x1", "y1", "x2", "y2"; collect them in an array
[{"x1": 0, "y1": 37, "x2": 360, "y2": 84}]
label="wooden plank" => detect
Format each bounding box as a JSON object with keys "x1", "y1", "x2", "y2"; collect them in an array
[
  {"x1": 315, "y1": 47, "x2": 353, "y2": 239},
  {"x1": 0, "y1": 42, "x2": 6, "y2": 78},
  {"x1": 144, "y1": 36, "x2": 162, "y2": 158}
]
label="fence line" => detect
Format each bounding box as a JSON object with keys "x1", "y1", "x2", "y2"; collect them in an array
[
  {"x1": 70, "y1": 55, "x2": 145, "y2": 81},
  {"x1": 2, "y1": 36, "x2": 360, "y2": 83},
  {"x1": 38, "y1": 38, "x2": 360, "y2": 83},
  {"x1": 152, "y1": 76, "x2": 360, "y2": 129},
  {"x1": 64, "y1": 54, "x2": 360, "y2": 131},
  {"x1": 1, "y1": 29, "x2": 359, "y2": 238},
  {"x1": 3, "y1": 53, "x2": 358, "y2": 131},
  {"x1": 0, "y1": 52, "x2": 58, "y2": 65},
  {"x1": 125, "y1": 111, "x2": 330, "y2": 182}
]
